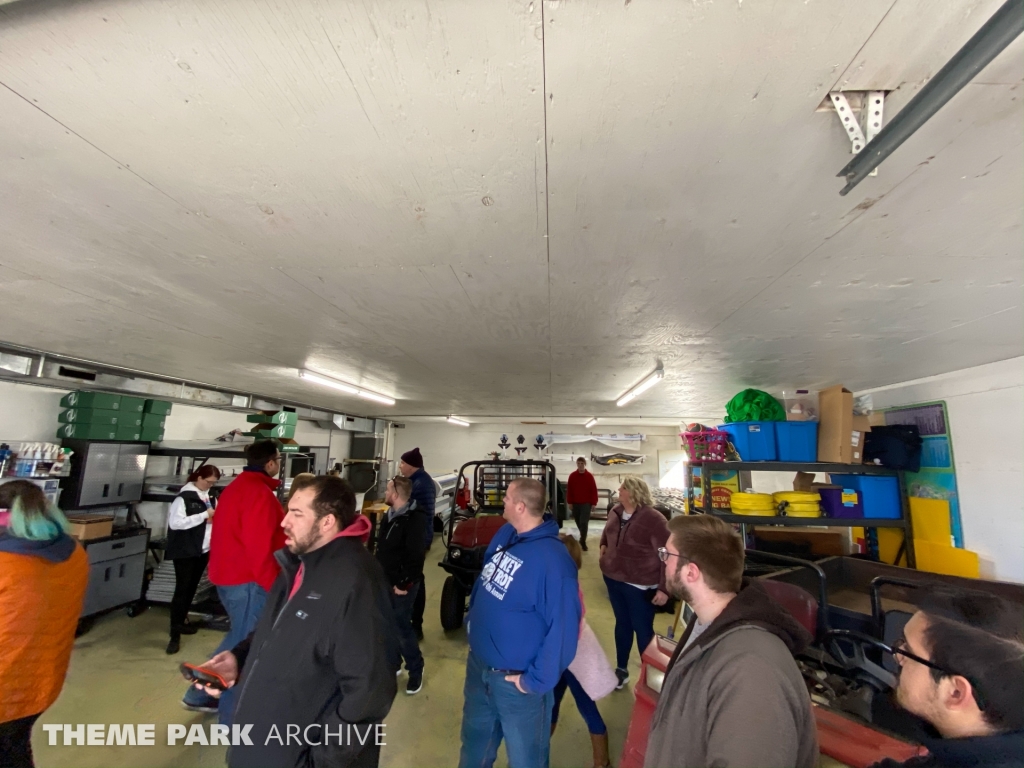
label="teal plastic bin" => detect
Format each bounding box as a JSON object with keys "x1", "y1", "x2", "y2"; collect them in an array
[
  {"x1": 775, "y1": 421, "x2": 818, "y2": 462},
  {"x1": 719, "y1": 422, "x2": 777, "y2": 461}
]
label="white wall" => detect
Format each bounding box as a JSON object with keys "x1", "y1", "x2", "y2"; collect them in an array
[
  {"x1": 863, "y1": 357, "x2": 1023, "y2": 584},
  {"x1": 0, "y1": 380, "x2": 65, "y2": 443},
  {"x1": 391, "y1": 422, "x2": 681, "y2": 494}
]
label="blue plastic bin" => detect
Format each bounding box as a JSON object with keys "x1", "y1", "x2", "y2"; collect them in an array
[
  {"x1": 829, "y1": 474, "x2": 901, "y2": 519},
  {"x1": 775, "y1": 421, "x2": 818, "y2": 462},
  {"x1": 719, "y1": 422, "x2": 778, "y2": 461}
]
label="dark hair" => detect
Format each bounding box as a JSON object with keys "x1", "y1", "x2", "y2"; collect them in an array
[
  {"x1": 918, "y1": 587, "x2": 1024, "y2": 733},
  {"x1": 391, "y1": 475, "x2": 412, "y2": 501},
  {"x1": 508, "y1": 477, "x2": 546, "y2": 517},
  {"x1": 187, "y1": 465, "x2": 221, "y2": 484},
  {"x1": 245, "y1": 440, "x2": 279, "y2": 468},
  {"x1": 576, "y1": 457, "x2": 586, "y2": 464},
  {"x1": 287, "y1": 473, "x2": 317, "y2": 501},
  {"x1": 306, "y1": 476, "x2": 357, "y2": 530},
  {"x1": 559, "y1": 533, "x2": 582, "y2": 570},
  {"x1": 919, "y1": 586, "x2": 1023, "y2": 641},
  {"x1": 666, "y1": 514, "x2": 744, "y2": 594}
]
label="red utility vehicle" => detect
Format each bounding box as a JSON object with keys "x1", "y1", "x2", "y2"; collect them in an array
[{"x1": 437, "y1": 459, "x2": 558, "y2": 632}]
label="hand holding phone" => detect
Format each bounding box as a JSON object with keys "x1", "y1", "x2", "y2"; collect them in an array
[{"x1": 180, "y1": 662, "x2": 231, "y2": 691}]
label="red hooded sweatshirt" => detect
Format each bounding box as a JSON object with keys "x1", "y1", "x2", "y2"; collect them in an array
[
  {"x1": 287, "y1": 515, "x2": 373, "y2": 599},
  {"x1": 209, "y1": 470, "x2": 286, "y2": 591}
]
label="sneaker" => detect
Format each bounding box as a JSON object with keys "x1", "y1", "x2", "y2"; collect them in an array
[
  {"x1": 180, "y1": 700, "x2": 218, "y2": 714},
  {"x1": 580, "y1": 541, "x2": 589, "y2": 551},
  {"x1": 406, "y1": 671, "x2": 423, "y2": 695},
  {"x1": 615, "y1": 668, "x2": 629, "y2": 690},
  {"x1": 165, "y1": 636, "x2": 181, "y2": 655},
  {"x1": 396, "y1": 667, "x2": 405, "y2": 677}
]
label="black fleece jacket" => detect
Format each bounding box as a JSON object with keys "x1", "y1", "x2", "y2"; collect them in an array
[
  {"x1": 375, "y1": 501, "x2": 427, "y2": 591},
  {"x1": 227, "y1": 537, "x2": 401, "y2": 768}
]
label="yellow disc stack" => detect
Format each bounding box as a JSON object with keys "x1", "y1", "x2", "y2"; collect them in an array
[
  {"x1": 729, "y1": 492, "x2": 777, "y2": 516},
  {"x1": 773, "y1": 491, "x2": 822, "y2": 518}
]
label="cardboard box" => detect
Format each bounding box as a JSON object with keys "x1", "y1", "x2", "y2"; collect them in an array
[
  {"x1": 115, "y1": 424, "x2": 143, "y2": 441},
  {"x1": 66, "y1": 515, "x2": 114, "y2": 541},
  {"x1": 246, "y1": 411, "x2": 298, "y2": 426},
  {"x1": 850, "y1": 415, "x2": 871, "y2": 464},
  {"x1": 56, "y1": 423, "x2": 117, "y2": 440},
  {"x1": 693, "y1": 468, "x2": 751, "y2": 509},
  {"x1": 60, "y1": 391, "x2": 121, "y2": 410},
  {"x1": 141, "y1": 413, "x2": 166, "y2": 429},
  {"x1": 143, "y1": 399, "x2": 173, "y2": 415},
  {"x1": 817, "y1": 385, "x2": 854, "y2": 463},
  {"x1": 119, "y1": 396, "x2": 146, "y2": 413},
  {"x1": 58, "y1": 408, "x2": 119, "y2": 425}
]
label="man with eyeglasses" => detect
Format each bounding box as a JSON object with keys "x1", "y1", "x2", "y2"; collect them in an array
[
  {"x1": 869, "y1": 587, "x2": 1024, "y2": 768},
  {"x1": 644, "y1": 514, "x2": 818, "y2": 768}
]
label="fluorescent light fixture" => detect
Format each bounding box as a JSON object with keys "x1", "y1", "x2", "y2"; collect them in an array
[
  {"x1": 447, "y1": 415, "x2": 470, "y2": 427},
  {"x1": 298, "y1": 369, "x2": 396, "y2": 406},
  {"x1": 616, "y1": 366, "x2": 665, "y2": 407},
  {"x1": 584, "y1": 417, "x2": 598, "y2": 428}
]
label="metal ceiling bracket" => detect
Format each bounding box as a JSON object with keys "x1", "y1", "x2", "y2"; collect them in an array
[
  {"x1": 836, "y1": 0, "x2": 1024, "y2": 195},
  {"x1": 864, "y1": 91, "x2": 885, "y2": 176},
  {"x1": 830, "y1": 92, "x2": 866, "y2": 154}
]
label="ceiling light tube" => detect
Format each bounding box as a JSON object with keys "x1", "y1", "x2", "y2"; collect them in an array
[
  {"x1": 447, "y1": 415, "x2": 470, "y2": 427},
  {"x1": 584, "y1": 417, "x2": 598, "y2": 428},
  {"x1": 616, "y1": 366, "x2": 665, "y2": 407},
  {"x1": 299, "y1": 369, "x2": 396, "y2": 406}
]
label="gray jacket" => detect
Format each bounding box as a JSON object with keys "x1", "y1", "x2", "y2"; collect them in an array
[{"x1": 644, "y1": 580, "x2": 819, "y2": 768}]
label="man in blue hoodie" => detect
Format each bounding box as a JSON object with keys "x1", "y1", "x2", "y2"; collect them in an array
[{"x1": 459, "y1": 477, "x2": 581, "y2": 768}]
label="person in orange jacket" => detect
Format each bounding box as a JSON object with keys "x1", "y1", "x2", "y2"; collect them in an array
[
  {"x1": 0, "y1": 480, "x2": 88, "y2": 768},
  {"x1": 182, "y1": 440, "x2": 286, "y2": 722}
]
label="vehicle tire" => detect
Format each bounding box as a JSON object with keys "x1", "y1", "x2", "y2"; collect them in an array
[{"x1": 440, "y1": 576, "x2": 465, "y2": 631}]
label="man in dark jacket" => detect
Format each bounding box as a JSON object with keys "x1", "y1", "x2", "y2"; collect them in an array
[
  {"x1": 459, "y1": 477, "x2": 581, "y2": 768},
  {"x1": 193, "y1": 476, "x2": 400, "y2": 768},
  {"x1": 869, "y1": 587, "x2": 1024, "y2": 768},
  {"x1": 399, "y1": 447, "x2": 435, "y2": 640},
  {"x1": 645, "y1": 514, "x2": 818, "y2": 768},
  {"x1": 376, "y1": 475, "x2": 427, "y2": 695}
]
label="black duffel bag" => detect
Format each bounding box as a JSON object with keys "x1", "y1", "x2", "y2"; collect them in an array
[{"x1": 864, "y1": 425, "x2": 923, "y2": 471}]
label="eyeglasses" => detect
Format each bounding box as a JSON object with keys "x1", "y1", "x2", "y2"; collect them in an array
[
  {"x1": 843, "y1": 632, "x2": 988, "y2": 712},
  {"x1": 657, "y1": 547, "x2": 688, "y2": 564}
]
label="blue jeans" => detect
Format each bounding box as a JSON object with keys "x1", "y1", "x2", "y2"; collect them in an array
[
  {"x1": 459, "y1": 650, "x2": 554, "y2": 768},
  {"x1": 391, "y1": 584, "x2": 424, "y2": 675},
  {"x1": 604, "y1": 575, "x2": 656, "y2": 670},
  {"x1": 182, "y1": 582, "x2": 267, "y2": 725},
  {"x1": 552, "y1": 670, "x2": 606, "y2": 735}
]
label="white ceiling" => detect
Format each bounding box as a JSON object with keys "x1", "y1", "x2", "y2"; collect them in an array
[{"x1": 0, "y1": 0, "x2": 1020, "y2": 420}]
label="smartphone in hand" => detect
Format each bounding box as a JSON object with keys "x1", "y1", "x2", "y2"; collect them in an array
[{"x1": 179, "y1": 662, "x2": 229, "y2": 691}]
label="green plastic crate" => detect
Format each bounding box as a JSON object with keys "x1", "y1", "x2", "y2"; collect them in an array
[
  {"x1": 143, "y1": 399, "x2": 173, "y2": 415},
  {"x1": 120, "y1": 396, "x2": 146, "y2": 413},
  {"x1": 60, "y1": 391, "x2": 121, "y2": 410},
  {"x1": 140, "y1": 426, "x2": 165, "y2": 442},
  {"x1": 58, "y1": 408, "x2": 119, "y2": 425},
  {"x1": 246, "y1": 411, "x2": 298, "y2": 426},
  {"x1": 244, "y1": 424, "x2": 296, "y2": 439},
  {"x1": 115, "y1": 425, "x2": 143, "y2": 441},
  {"x1": 141, "y1": 413, "x2": 166, "y2": 429},
  {"x1": 56, "y1": 423, "x2": 118, "y2": 440}
]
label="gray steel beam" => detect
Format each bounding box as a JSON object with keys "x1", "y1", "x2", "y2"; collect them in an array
[{"x1": 837, "y1": 0, "x2": 1024, "y2": 195}]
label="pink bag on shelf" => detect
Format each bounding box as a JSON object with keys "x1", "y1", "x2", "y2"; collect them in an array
[{"x1": 568, "y1": 620, "x2": 618, "y2": 701}]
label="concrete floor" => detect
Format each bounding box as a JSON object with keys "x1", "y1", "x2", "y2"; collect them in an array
[{"x1": 33, "y1": 521, "x2": 648, "y2": 768}]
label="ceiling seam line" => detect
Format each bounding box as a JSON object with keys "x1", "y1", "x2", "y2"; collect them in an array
[
  {"x1": 541, "y1": 0, "x2": 553, "y2": 412},
  {"x1": 824, "y1": 0, "x2": 900, "y2": 96},
  {"x1": 0, "y1": 80, "x2": 192, "y2": 212}
]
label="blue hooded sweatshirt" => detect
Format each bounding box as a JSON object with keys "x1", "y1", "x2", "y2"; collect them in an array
[
  {"x1": 409, "y1": 467, "x2": 436, "y2": 547},
  {"x1": 466, "y1": 516, "x2": 581, "y2": 695}
]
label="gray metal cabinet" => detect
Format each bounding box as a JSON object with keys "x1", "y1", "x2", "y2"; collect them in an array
[
  {"x1": 113, "y1": 444, "x2": 148, "y2": 503},
  {"x1": 61, "y1": 440, "x2": 150, "y2": 508},
  {"x1": 81, "y1": 531, "x2": 149, "y2": 617}
]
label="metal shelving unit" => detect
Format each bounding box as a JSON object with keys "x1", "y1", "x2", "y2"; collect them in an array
[{"x1": 686, "y1": 460, "x2": 916, "y2": 568}]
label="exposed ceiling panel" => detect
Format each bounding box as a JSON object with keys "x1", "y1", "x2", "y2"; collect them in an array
[{"x1": 0, "y1": 0, "x2": 1020, "y2": 419}]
